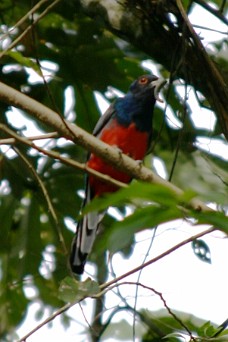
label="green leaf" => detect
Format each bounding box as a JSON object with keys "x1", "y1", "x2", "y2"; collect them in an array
[
  {"x1": 172, "y1": 151, "x2": 228, "y2": 203},
  {"x1": 82, "y1": 182, "x2": 181, "y2": 216},
  {"x1": 192, "y1": 239, "x2": 211, "y2": 264},
  {"x1": 0, "y1": 0, "x2": 227, "y2": 336},
  {"x1": 0, "y1": 194, "x2": 19, "y2": 251},
  {"x1": 75, "y1": 83, "x2": 100, "y2": 132},
  {"x1": 7, "y1": 51, "x2": 42, "y2": 75},
  {"x1": 58, "y1": 277, "x2": 100, "y2": 303},
  {"x1": 99, "y1": 205, "x2": 182, "y2": 254},
  {"x1": 193, "y1": 211, "x2": 228, "y2": 234},
  {"x1": 164, "y1": 332, "x2": 186, "y2": 340},
  {"x1": 0, "y1": 283, "x2": 29, "y2": 336},
  {"x1": 198, "y1": 321, "x2": 218, "y2": 337}
]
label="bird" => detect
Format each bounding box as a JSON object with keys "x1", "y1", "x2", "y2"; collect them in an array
[{"x1": 70, "y1": 74, "x2": 166, "y2": 275}]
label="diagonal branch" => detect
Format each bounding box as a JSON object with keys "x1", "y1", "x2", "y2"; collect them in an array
[
  {"x1": 100, "y1": 226, "x2": 215, "y2": 291},
  {"x1": 175, "y1": 0, "x2": 228, "y2": 138},
  {"x1": 18, "y1": 226, "x2": 215, "y2": 342},
  {"x1": 78, "y1": 0, "x2": 228, "y2": 139},
  {"x1": 114, "y1": 281, "x2": 196, "y2": 340},
  {"x1": 0, "y1": 124, "x2": 127, "y2": 189},
  {"x1": 0, "y1": 0, "x2": 61, "y2": 59},
  {"x1": 0, "y1": 131, "x2": 59, "y2": 144},
  {"x1": 0, "y1": 80, "x2": 211, "y2": 212},
  {"x1": 194, "y1": 0, "x2": 228, "y2": 24},
  {"x1": 12, "y1": 146, "x2": 68, "y2": 254}
]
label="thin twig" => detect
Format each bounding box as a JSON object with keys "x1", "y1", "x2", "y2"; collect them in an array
[
  {"x1": 192, "y1": 24, "x2": 228, "y2": 35},
  {"x1": 90, "y1": 250, "x2": 108, "y2": 341},
  {"x1": 194, "y1": 0, "x2": 228, "y2": 25},
  {"x1": 100, "y1": 226, "x2": 215, "y2": 291},
  {"x1": 0, "y1": 0, "x2": 49, "y2": 42},
  {"x1": 176, "y1": 0, "x2": 228, "y2": 139},
  {"x1": 169, "y1": 83, "x2": 189, "y2": 181},
  {"x1": 0, "y1": 131, "x2": 58, "y2": 144},
  {"x1": 219, "y1": 0, "x2": 227, "y2": 13},
  {"x1": 132, "y1": 227, "x2": 157, "y2": 341},
  {"x1": 0, "y1": 81, "x2": 212, "y2": 213},
  {"x1": 18, "y1": 227, "x2": 215, "y2": 341},
  {"x1": 18, "y1": 286, "x2": 110, "y2": 342},
  {"x1": 176, "y1": 0, "x2": 227, "y2": 89},
  {"x1": 13, "y1": 146, "x2": 67, "y2": 254},
  {"x1": 30, "y1": 9, "x2": 62, "y2": 115},
  {"x1": 18, "y1": 302, "x2": 73, "y2": 342},
  {"x1": 0, "y1": 124, "x2": 127, "y2": 190},
  {"x1": 79, "y1": 302, "x2": 94, "y2": 335},
  {"x1": 115, "y1": 281, "x2": 197, "y2": 340},
  {"x1": 0, "y1": 0, "x2": 61, "y2": 59},
  {"x1": 19, "y1": 227, "x2": 216, "y2": 340}
]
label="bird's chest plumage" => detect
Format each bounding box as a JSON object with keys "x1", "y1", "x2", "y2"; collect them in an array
[{"x1": 87, "y1": 119, "x2": 149, "y2": 196}]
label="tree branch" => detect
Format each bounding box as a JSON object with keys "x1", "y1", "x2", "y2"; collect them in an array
[
  {"x1": 114, "y1": 281, "x2": 196, "y2": 340},
  {"x1": 0, "y1": 81, "x2": 213, "y2": 213},
  {"x1": 0, "y1": 125, "x2": 127, "y2": 190},
  {"x1": 100, "y1": 226, "x2": 215, "y2": 291},
  {"x1": 12, "y1": 146, "x2": 68, "y2": 254},
  {"x1": 18, "y1": 226, "x2": 214, "y2": 341},
  {"x1": 194, "y1": 0, "x2": 228, "y2": 24},
  {"x1": 78, "y1": 0, "x2": 228, "y2": 139},
  {"x1": 0, "y1": 0, "x2": 61, "y2": 59},
  {"x1": 0, "y1": 131, "x2": 58, "y2": 144},
  {"x1": 0, "y1": 0, "x2": 49, "y2": 43},
  {"x1": 18, "y1": 302, "x2": 73, "y2": 342},
  {"x1": 175, "y1": 0, "x2": 228, "y2": 138}
]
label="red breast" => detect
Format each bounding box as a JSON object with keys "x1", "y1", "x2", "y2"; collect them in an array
[{"x1": 87, "y1": 119, "x2": 149, "y2": 196}]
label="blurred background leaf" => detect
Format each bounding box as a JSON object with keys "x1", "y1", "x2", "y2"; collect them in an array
[{"x1": 0, "y1": 0, "x2": 227, "y2": 340}]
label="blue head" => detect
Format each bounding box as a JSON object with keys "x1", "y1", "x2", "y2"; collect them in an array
[{"x1": 115, "y1": 74, "x2": 166, "y2": 132}]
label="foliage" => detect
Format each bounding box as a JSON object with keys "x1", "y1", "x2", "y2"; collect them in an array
[{"x1": 0, "y1": 0, "x2": 227, "y2": 341}]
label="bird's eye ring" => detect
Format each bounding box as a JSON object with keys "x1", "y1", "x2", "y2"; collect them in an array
[{"x1": 139, "y1": 77, "x2": 148, "y2": 84}]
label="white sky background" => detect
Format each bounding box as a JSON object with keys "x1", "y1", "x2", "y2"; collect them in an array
[{"x1": 0, "y1": 2, "x2": 227, "y2": 341}]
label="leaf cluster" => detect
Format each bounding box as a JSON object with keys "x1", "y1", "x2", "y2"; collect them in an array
[{"x1": 0, "y1": 0, "x2": 227, "y2": 340}]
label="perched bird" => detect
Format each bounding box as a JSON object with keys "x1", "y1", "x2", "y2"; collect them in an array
[{"x1": 70, "y1": 74, "x2": 166, "y2": 275}]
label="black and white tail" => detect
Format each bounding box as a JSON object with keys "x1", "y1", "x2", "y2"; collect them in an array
[{"x1": 70, "y1": 185, "x2": 104, "y2": 275}]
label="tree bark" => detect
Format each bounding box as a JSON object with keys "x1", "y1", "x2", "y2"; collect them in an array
[
  {"x1": 0, "y1": 80, "x2": 211, "y2": 213},
  {"x1": 77, "y1": 0, "x2": 228, "y2": 139}
]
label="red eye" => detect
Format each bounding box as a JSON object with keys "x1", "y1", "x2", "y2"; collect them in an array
[{"x1": 139, "y1": 77, "x2": 148, "y2": 84}]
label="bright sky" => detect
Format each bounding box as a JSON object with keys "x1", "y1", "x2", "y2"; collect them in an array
[
  {"x1": 14, "y1": 80, "x2": 228, "y2": 341},
  {"x1": 16, "y1": 224, "x2": 228, "y2": 341},
  {"x1": 0, "y1": 3, "x2": 227, "y2": 341}
]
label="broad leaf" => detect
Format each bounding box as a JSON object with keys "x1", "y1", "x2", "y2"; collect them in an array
[{"x1": 59, "y1": 277, "x2": 100, "y2": 303}]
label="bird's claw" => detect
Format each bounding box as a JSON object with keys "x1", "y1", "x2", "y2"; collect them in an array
[{"x1": 135, "y1": 160, "x2": 143, "y2": 169}]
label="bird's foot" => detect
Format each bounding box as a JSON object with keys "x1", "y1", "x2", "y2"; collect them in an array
[{"x1": 135, "y1": 159, "x2": 143, "y2": 170}]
